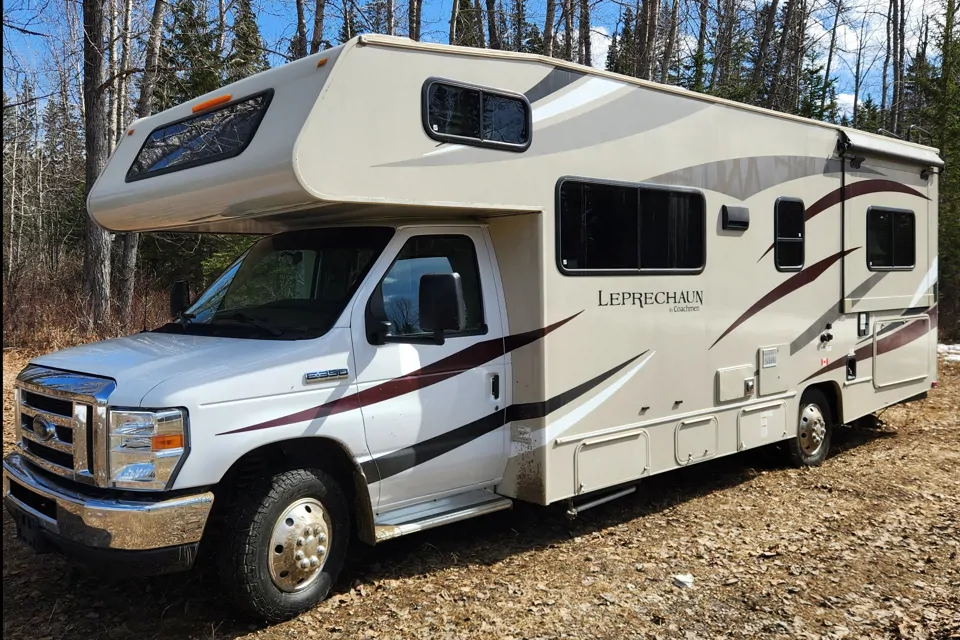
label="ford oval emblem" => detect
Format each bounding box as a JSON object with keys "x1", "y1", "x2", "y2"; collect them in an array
[{"x1": 32, "y1": 416, "x2": 55, "y2": 441}]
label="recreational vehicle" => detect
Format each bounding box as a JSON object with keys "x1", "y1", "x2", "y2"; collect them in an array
[{"x1": 3, "y1": 35, "x2": 942, "y2": 622}]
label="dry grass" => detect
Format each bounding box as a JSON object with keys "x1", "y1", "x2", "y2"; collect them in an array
[
  {"x1": 2, "y1": 267, "x2": 169, "y2": 351},
  {"x1": 2, "y1": 351, "x2": 958, "y2": 640}
]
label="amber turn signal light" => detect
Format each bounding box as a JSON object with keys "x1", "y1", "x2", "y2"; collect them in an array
[
  {"x1": 192, "y1": 94, "x2": 232, "y2": 113},
  {"x1": 152, "y1": 433, "x2": 184, "y2": 450}
]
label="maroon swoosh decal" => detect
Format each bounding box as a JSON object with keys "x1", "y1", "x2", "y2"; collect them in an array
[
  {"x1": 801, "y1": 306, "x2": 937, "y2": 382},
  {"x1": 218, "y1": 311, "x2": 583, "y2": 435},
  {"x1": 758, "y1": 180, "x2": 929, "y2": 262},
  {"x1": 711, "y1": 248, "x2": 858, "y2": 350}
]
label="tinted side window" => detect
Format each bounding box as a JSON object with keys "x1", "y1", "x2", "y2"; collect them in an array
[
  {"x1": 425, "y1": 80, "x2": 530, "y2": 149},
  {"x1": 426, "y1": 84, "x2": 481, "y2": 139},
  {"x1": 558, "y1": 180, "x2": 705, "y2": 274},
  {"x1": 775, "y1": 199, "x2": 805, "y2": 271},
  {"x1": 559, "y1": 181, "x2": 638, "y2": 270},
  {"x1": 867, "y1": 208, "x2": 915, "y2": 270},
  {"x1": 373, "y1": 236, "x2": 484, "y2": 337},
  {"x1": 639, "y1": 189, "x2": 705, "y2": 270}
]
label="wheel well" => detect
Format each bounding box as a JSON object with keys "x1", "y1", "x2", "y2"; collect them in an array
[
  {"x1": 212, "y1": 438, "x2": 376, "y2": 545},
  {"x1": 801, "y1": 381, "x2": 843, "y2": 425}
]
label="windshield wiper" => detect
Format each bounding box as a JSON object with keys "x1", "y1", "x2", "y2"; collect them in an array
[{"x1": 212, "y1": 312, "x2": 284, "y2": 336}]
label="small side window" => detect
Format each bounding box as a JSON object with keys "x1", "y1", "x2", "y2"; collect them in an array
[
  {"x1": 424, "y1": 79, "x2": 531, "y2": 151},
  {"x1": 774, "y1": 198, "x2": 805, "y2": 272},
  {"x1": 867, "y1": 207, "x2": 915, "y2": 270},
  {"x1": 370, "y1": 235, "x2": 485, "y2": 339}
]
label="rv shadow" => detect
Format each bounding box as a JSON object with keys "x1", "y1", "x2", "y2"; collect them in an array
[
  {"x1": 0, "y1": 424, "x2": 893, "y2": 639},
  {"x1": 340, "y1": 421, "x2": 895, "y2": 587}
]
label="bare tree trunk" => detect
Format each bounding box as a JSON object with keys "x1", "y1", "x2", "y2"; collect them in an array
[
  {"x1": 119, "y1": 0, "x2": 165, "y2": 319},
  {"x1": 387, "y1": 0, "x2": 395, "y2": 35},
  {"x1": 768, "y1": 0, "x2": 796, "y2": 107},
  {"x1": 311, "y1": 0, "x2": 327, "y2": 52},
  {"x1": 660, "y1": 0, "x2": 679, "y2": 82},
  {"x1": 692, "y1": 0, "x2": 708, "y2": 89},
  {"x1": 852, "y1": 12, "x2": 868, "y2": 126},
  {"x1": 751, "y1": 0, "x2": 780, "y2": 92},
  {"x1": 450, "y1": 0, "x2": 460, "y2": 43},
  {"x1": 543, "y1": 0, "x2": 556, "y2": 56},
  {"x1": 107, "y1": 0, "x2": 118, "y2": 147},
  {"x1": 889, "y1": 0, "x2": 899, "y2": 130},
  {"x1": 408, "y1": 0, "x2": 421, "y2": 40},
  {"x1": 83, "y1": 0, "x2": 112, "y2": 329},
  {"x1": 474, "y1": 0, "x2": 487, "y2": 47},
  {"x1": 293, "y1": 0, "x2": 309, "y2": 57},
  {"x1": 642, "y1": 0, "x2": 658, "y2": 79},
  {"x1": 561, "y1": 0, "x2": 573, "y2": 59},
  {"x1": 578, "y1": 0, "x2": 591, "y2": 65},
  {"x1": 820, "y1": 0, "x2": 841, "y2": 118},
  {"x1": 116, "y1": 0, "x2": 132, "y2": 141},
  {"x1": 218, "y1": 0, "x2": 228, "y2": 53},
  {"x1": 896, "y1": 0, "x2": 905, "y2": 133},
  {"x1": 881, "y1": 0, "x2": 891, "y2": 114},
  {"x1": 7, "y1": 136, "x2": 17, "y2": 284},
  {"x1": 486, "y1": 0, "x2": 502, "y2": 48}
]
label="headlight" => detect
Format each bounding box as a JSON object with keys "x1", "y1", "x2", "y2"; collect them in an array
[{"x1": 108, "y1": 408, "x2": 187, "y2": 490}]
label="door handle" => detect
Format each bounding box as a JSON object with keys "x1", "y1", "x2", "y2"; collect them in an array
[{"x1": 491, "y1": 374, "x2": 500, "y2": 400}]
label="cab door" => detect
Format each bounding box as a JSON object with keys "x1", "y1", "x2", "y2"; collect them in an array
[{"x1": 350, "y1": 227, "x2": 507, "y2": 511}]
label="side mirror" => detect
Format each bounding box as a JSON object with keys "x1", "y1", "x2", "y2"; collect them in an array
[
  {"x1": 419, "y1": 273, "x2": 465, "y2": 344},
  {"x1": 170, "y1": 280, "x2": 191, "y2": 319}
]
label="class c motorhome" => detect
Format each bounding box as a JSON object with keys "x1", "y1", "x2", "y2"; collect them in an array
[{"x1": 3, "y1": 34, "x2": 942, "y2": 622}]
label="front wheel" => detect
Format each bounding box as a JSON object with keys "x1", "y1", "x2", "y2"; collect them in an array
[
  {"x1": 786, "y1": 389, "x2": 833, "y2": 467},
  {"x1": 217, "y1": 468, "x2": 350, "y2": 623}
]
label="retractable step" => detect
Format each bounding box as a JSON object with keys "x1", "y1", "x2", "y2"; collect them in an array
[{"x1": 374, "y1": 489, "x2": 513, "y2": 542}]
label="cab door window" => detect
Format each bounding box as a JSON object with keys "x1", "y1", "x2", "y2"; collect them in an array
[{"x1": 371, "y1": 235, "x2": 485, "y2": 338}]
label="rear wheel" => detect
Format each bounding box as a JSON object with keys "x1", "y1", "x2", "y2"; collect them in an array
[
  {"x1": 217, "y1": 468, "x2": 350, "y2": 623},
  {"x1": 786, "y1": 388, "x2": 833, "y2": 467}
]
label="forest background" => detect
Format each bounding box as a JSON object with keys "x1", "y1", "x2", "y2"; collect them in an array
[{"x1": 3, "y1": 0, "x2": 958, "y2": 347}]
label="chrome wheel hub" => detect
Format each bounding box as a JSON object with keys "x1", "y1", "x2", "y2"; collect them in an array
[
  {"x1": 268, "y1": 498, "x2": 331, "y2": 592},
  {"x1": 799, "y1": 404, "x2": 827, "y2": 455}
]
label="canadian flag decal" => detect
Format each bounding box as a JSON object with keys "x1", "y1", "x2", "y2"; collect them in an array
[{"x1": 820, "y1": 357, "x2": 829, "y2": 366}]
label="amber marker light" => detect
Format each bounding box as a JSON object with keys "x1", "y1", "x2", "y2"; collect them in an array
[
  {"x1": 152, "y1": 433, "x2": 184, "y2": 450},
  {"x1": 192, "y1": 94, "x2": 232, "y2": 113},
  {"x1": 317, "y1": 57, "x2": 328, "y2": 68},
  {"x1": 127, "y1": 129, "x2": 135, "y2": 136}
]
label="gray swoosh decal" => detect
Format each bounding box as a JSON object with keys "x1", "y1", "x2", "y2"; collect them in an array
[
  {"x1": 524, "y1": 67, "x2": 587, "y2": 104},
  {"x1": 789, "y1": 273, "x2": 887, "y2": 355}
]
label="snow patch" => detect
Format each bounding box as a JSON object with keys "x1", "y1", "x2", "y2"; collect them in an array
[{"x1": 938, "y1": 344, "x2": 960, "y2": 363}]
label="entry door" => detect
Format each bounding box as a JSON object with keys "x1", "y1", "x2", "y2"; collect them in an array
[
  {"x1": 842, "y1": 157, "x2": 931, "y2": 312},
  {"x1": 350, "y1": 228, "x2": 507, "y2": 510}
]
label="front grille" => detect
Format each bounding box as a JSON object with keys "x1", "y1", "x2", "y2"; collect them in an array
[
  {"x1": 15, "y1": 366, "x2": 115, "y2": 486},
  {"x1": 23, "y1": 439, "x2": 74, "y2": 469}
]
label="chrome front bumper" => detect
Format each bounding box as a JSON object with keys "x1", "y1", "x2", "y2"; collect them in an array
[{"x1": 3, "y1": 453, "x2": 213, "y2": 551}]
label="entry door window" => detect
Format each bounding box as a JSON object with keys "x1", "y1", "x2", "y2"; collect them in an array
[{"x1": 372, "y1": 235, "x2": 485, "y2": 337}]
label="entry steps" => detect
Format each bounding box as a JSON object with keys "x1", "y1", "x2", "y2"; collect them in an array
[{"x1": 374, "y1": 489, "x2": 512, "y2": 542}]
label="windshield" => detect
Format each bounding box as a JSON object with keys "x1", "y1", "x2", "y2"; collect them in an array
[{"x1": 153, "y1": 227, "x2": 394, "y2": 340}]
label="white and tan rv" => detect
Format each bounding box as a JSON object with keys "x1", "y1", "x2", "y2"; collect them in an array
[{"x1": 3, "y1": 35, "x2": 941, "y2": 621}]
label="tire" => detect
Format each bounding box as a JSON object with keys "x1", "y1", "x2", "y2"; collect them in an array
[
  {"x1": 217, "y1": 468, "x2": 350, "y2": 623},
  {"x1": 786, "y1": 388, "x2": 833, "y2": 467}
]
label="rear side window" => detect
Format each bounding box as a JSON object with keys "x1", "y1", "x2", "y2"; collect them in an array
[
  {"x1": 424, "y1": 79, "x2": 530, "y2": 150},
  {"x1": 126, "y1": 90, "x2": 273, "y2": 182},
  {"x1": 558, "y1": 179, "x2": 705, "y2": 274},
  {"x1": 867, "y1": 207, "x2": 915, "y2": 270},
  {"x1": 774, "y1": 198, "x2": 805, "y2": 271}
]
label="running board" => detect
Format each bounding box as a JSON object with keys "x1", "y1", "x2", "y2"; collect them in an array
[{"x1": 374, "y1": 490, "x2": 513, "y2": 542}]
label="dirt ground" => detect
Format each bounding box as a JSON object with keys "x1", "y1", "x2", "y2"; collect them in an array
[{"x1": 3, "y1": 351, "x2": 958, "y2": 640}]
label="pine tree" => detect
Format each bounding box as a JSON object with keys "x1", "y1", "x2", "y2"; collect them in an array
[
  {"x1": 338, "y1": 3, "x2": 363, "y2": 43},
  {"x1": 226, "y1": 0, "x2": 269, "y2": 83},
  {"x1": 155, "y1": 0, "x2": 222, "y2": 108}
]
